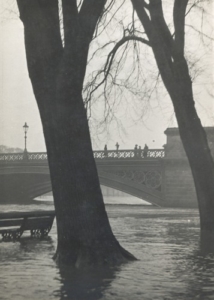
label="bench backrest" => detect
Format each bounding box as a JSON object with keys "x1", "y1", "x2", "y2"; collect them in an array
[
  {"x1": 21, "y1": 216, "x2": 54, "y2": 231},
  {"x1": 0, "y1": 218, "x2": 23, "y2": 229},
  {"x1": 0, "y1": 211, "x2": 55, "y2": 232}
]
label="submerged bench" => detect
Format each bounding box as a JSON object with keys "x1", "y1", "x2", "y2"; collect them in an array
[{"x1": 0, "y1": 210, "x2": 55, "y2": 240}]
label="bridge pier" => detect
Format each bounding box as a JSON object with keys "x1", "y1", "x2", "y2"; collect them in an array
[
  {"x1": 163, "y1": 159, "x2": 197, "y2": 208},
  {"x1": 163, "y1": 127, "x2": 214, "y2": 208}
]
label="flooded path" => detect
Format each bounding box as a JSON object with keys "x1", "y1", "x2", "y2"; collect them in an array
[{"x1": 0, "y1": 204, "x2": 214, "y2": 300}]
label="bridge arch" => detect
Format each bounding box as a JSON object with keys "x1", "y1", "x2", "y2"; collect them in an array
[
  {"x1": 98, "y1": 171, "x2": 163, "y2": 206},
  {"x1": 0, "y1": 164, "x2": 164, "y2": 206}
]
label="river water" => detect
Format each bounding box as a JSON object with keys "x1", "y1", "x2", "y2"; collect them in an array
[{"x1": 0, "y1": 200, "x2": 214, "y2": 300}]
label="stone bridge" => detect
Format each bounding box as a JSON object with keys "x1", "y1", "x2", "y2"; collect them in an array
[{"x1": 0, "y1": 127, "x2": 214, "y2": 207}]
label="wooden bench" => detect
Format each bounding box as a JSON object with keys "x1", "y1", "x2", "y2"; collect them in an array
[{"x1": 0, "y1": 210, "x2": 55, "y2": 241}]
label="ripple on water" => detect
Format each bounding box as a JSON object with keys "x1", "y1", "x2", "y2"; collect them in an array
[{"x1": 0, "y1": 204, "x2": 214, "y2": 300}]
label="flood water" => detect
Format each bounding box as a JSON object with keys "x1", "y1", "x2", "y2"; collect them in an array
[{"x1": 0, "y1": 200, "x2": 214, "y2": 300}]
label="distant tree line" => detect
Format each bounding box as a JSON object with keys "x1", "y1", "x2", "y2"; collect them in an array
[{"x1": 0, "y1": 145, "x2": 23, "y2": 153}]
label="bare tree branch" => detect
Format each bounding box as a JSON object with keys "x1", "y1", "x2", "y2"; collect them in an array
[
  {"x1": 92, "y1": 0, "x2": 125, "y2": 41},
  {"x1": 173, "y1": 0, "x2": 189, "y2": 57},
  {"x1": 79, "y1": 0, "x2": 107, "y2": 41},
  {"x1": 85, "y1": 34, "x2": 150, "y2": 103},
  {"x1": 131, "y1": 0, "x2": 153, "y2": 40},
  {"x1": 142, "y1": 1, "x2": 150, "y2": 10},
  {"x1": 16, "y1": 0, "x2": 63, "y2": 65},
  {"x1": 61, "y1": 0, "x2": 78, "y2": 48},
  {"x1": 149, "y1": 0, "x2": 173, "y2": 51}
]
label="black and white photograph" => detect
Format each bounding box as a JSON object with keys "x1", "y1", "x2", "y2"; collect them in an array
[{"x1": 0, "y1": 1, "x2": 214, "y2": 299}]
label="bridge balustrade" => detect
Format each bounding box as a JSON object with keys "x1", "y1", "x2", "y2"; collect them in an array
[
  {"x1": 0, "y1": 152, "x2": 48, "y2": 162},
  {"x1": 0, "y1": 148, "x2": 165, "y2": 164},
  {"x1": 93, "y1": 149, "x2": 165, "y2": 159}
]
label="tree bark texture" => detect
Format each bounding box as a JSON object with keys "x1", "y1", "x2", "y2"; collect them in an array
[
  {"x1": 131, "y1": 0, "x2": 214, "y2": 231},
  {"x1": 17, "y1": 0, "x2": 136, "y2": 266}
]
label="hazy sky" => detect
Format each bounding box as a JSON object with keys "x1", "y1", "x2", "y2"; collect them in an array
[{"x1": 0, "y1": 1, "x2": 213, "y2": 152}]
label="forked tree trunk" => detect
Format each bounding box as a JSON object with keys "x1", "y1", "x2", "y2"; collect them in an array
[
  {"x1": 132, "y1": 0, "x2": 214, "y2": 231},
  {"x1": 17, "y1": 0, "x2": 136, "y2": 266}
]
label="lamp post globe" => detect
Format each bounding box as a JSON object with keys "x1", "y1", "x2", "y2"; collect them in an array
[{"x1": 23, "y1": 122, "x2": 29, "y2": 153}]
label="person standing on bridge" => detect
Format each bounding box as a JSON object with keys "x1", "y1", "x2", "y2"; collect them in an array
[
  {"x1": 138, "y1": 146, "x2": 142, "y2": 158},
  {"x1": 115, "y1": 142, "x2": 119, "y2": 152},
  {"x1": 143, "y1": 144, "x2": 149, "y2": 158},
  {"x1": 104, "y1": 144, "x2": 108, "y2": 158},
  {"x1": 134, "y1": 144, "x2": 138, "y2": 158}
]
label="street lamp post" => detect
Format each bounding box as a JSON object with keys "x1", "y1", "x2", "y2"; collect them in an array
[{"x1": 23, "y1": 122, "x2": 29, "y2": 155}]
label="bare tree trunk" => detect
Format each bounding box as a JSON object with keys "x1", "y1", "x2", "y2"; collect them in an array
[
  {"x1": 169, "y1": 60, "x2": 214, "y2": 231},
  {"x1": 17, "y1": 0, "x2": 136, "y2": 265},
  {"x1": 43, "y1": 88, "x2": 135, "y2": 265},
  {"x1": 131, "y1": 0, "x2": 214, "y2": 231}
]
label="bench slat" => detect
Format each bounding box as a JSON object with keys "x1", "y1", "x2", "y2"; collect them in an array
[
  {"x1": 0, "y1": 228, "x2": 20, "y2": 234},
  {"x1": 21, "y1": 216, "x2": 54, "y2": 231},
  {"x1": 0, "y1": 210, "x2": 55, "y2": 220},
  {"x1": 0, "y1": 219, "x2": 23, "y2": 228}
]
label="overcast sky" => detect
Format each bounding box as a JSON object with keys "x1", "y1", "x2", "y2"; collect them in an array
[{"x1": 0, "y1": 1, "x2": 213, "y2": 152}]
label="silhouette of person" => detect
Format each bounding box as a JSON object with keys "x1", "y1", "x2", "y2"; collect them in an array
[
  {"x1": 104, "y1": 144, "x2": 108, "y2": 157},
  {"x1": 115, "y1": 142, "x2": 119, "y2": 151},
  {"x1": 138, "y1": 146, "x2": 142, "y2": 158},
  {"x1": 134, "y1": 144, "x2": 138, "y2": 158},
  {"x1": 143, "y1": 144, "x2": 149, "y2": 158}
]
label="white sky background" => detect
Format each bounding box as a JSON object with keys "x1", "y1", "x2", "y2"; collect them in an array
[{"x1": 0, "y1": 1, "x2": 213, "y2": 152}]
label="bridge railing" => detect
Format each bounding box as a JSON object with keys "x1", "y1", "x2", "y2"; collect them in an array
[
  {"x1": 93, "y1": 149, "x2": 165, "y2": 159},
  {"x1": 0, "y1": 152, "x2": 48, "y2": 162},
  {"x1": 0, "y1": 153, "x2": 24, "y2": 161},
  {"x1": 0, "y1": 149, "x2": 165, "y2": 163},
  {"x1": 28, "y1": 153, "x2": 48, "y2": 160}
]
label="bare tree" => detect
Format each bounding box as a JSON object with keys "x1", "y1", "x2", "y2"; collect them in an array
[
  {"x1": 131, "y1": 0, "x2": 214, "y2": 232},
  {"x1": 84, "y1": 0, "x2": 214, "y2": 232},
  {"x1": 16, "y1": 0, "x2": 136, "y2": 266}
]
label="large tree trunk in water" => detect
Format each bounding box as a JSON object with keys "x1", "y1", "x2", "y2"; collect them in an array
[
  {"x1": 44, "y1": 89, "x2": 135, "y2": 266},
  {"x1": 163, "y1": 70, "x2": 214, "y2": 231},
  {"x1": 169, "y1": 59, "x2": 214, "y2": 232},
  {"x1": 17, "y1": 0, "x2": 136, "y2": 266},
  {"x1": 131, "y1": 0, "x2": 214, "y2": 232}
]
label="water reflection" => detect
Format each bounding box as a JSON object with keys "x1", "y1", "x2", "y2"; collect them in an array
[
  {"x1": 161, "y1": 222, "x2": 214, "y2": 299},
  {"x1": 0, "y1": 205, "x2": 214, "y2": 300},
  {"x1": 184, "y1": 241, "x2": 214, "y2": 300},
  {"x1": 0, "y1": 236, "x2": 55, "y2": 264},
  {"x1": 55, "y1": 265, "x2": 119, "y2": 300},
  {"x1": 200, "y1": 231, "x2": 214, "y2": 256},
  {"x1": 19, "y1": 236, "x2": 55, "y2": 254}
]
